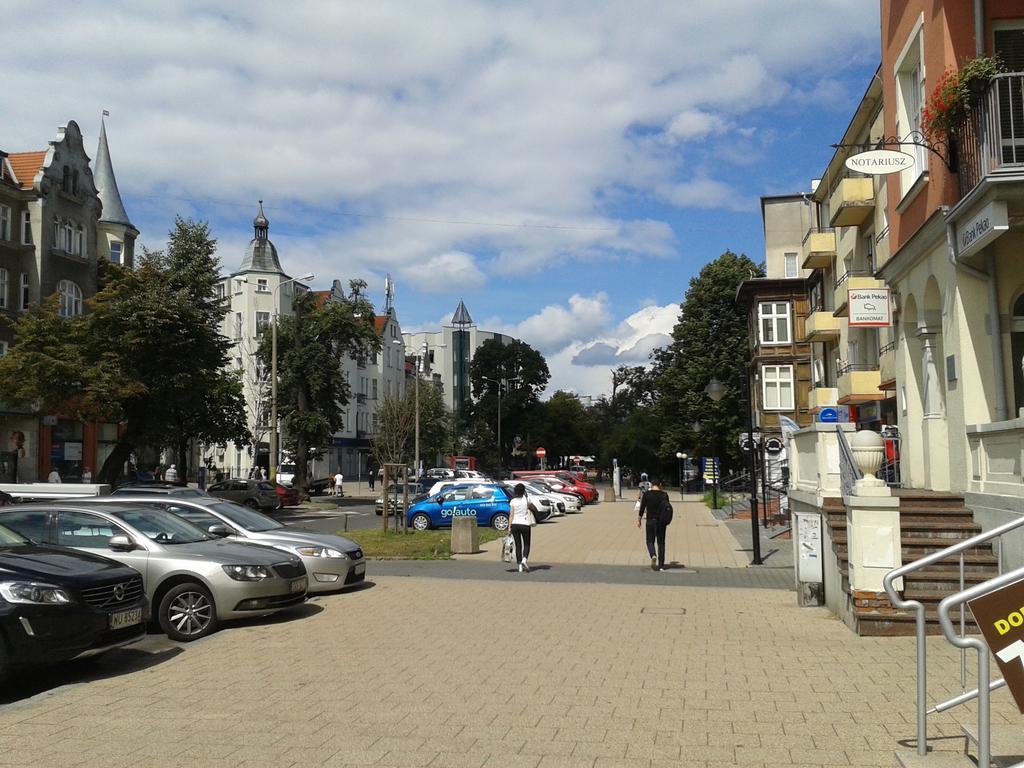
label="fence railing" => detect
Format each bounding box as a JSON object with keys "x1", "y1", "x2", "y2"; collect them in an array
[{"x1": 835, "y1": 425, "x2": 862, "y2": 499}]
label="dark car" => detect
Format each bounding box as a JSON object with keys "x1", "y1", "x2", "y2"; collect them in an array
[
  {"x1": 0, "y1": 521, "x2": 147, "y2": 683},
  {"x1": 374, "y1": 483, "x2": 429, "y2": 516},
  {"x1": 273, "y1": 483, "x2": 299, "y2": 508},
  {"x1": 206, "y1": 479, "x2": 280, "y2": 511}
]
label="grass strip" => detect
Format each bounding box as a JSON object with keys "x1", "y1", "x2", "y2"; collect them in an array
[{"x1": 339, "y1": 527, "x2": 506, "y2": 560}]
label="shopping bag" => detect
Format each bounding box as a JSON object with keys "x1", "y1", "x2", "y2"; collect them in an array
[{"x1": 501, "y1": 534, "x2": 515, "y2": 563}]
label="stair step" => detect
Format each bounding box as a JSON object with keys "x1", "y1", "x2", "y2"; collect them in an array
[
  {"x1": 962, "y1": 723, "x2": 1024, "y2": 766},
  {"x1": 833, "y1": 545, "x2": 996, "y2": 565}
]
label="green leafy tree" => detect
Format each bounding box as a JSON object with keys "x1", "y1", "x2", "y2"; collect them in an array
[
  {"x1": 370, "y1": 393, "x2": 416, "y2": 468},
  {"x1": 261, "y1": 280, "x2": 380, "y2": 494},
  {"x1": 534, "y1": 391, "x2": 587, "y2": 466},
  {"x1": 657, "y1": 250, "x2": 762, "y2": 472},
  {"x1": 416, "y1": 377, "x2": 451, "y2": 468},
  {"x1": 467, "y1": 338, "x2": 549, "y2": 468},
  {"x1": 0, "y1": 218, "x2": 250, "y2": 483}
]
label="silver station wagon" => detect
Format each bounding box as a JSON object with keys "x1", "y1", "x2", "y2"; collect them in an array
[
  {"x1": 0, "y1": 502, "x2": 308, "y2": 642},
  {"x1": 105, "y1": 496, "x2": 367, "y2": 593}
]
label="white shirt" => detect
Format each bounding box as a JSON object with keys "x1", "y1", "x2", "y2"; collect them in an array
[
  {"x1": 509, "y1": 496, "x2": 531, "y2": 526},
  {"x1": 334, "y1": 473, "x2": 343, "y2": 484}
]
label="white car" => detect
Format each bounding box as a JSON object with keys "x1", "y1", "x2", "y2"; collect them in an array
[
  {"x1": 426, "y1": 478, "x2": 492, "y2": 497},
  {"x1": 503, "y1": 481, "x2": 564, "y2": 517},
  {"x1": 523, "y1": 480, "x2": 579, "y2": 514},
  {"x1": 276, "y1": 464, "x2": 296, "y2": 487},
  {"x1": 529, "y1": 478, "x2": 582, "y2": 512}
]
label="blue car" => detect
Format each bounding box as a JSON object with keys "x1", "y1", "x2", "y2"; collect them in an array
[{"x1": 407, "y1": 484, "x2": 511, "y2": 531}]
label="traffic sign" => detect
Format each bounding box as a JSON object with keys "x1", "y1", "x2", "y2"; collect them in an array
[
  {"x1": 969, "y1": 578, "x2": 1024, "y2": 713},
  {"x1": 535, "y1": 447, "x2": 546, "y2": 458}
]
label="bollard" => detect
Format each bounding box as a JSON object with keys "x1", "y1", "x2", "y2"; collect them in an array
[{"x1": 343, "y1": 512, "x2": 351, "y2": 532}]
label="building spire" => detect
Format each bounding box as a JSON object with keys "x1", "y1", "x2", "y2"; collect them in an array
[
  {"x1": 94, "y1": 113, "x2": 133, "y2": 228},
  {"x1": 253, "y1": 200, "x2": 269, "y2": 240},
  {"x1": 451, "y1": 299, "x2": 473, "y2": 326}
]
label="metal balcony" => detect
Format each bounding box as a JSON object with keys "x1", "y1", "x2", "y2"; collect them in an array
[{"x1": 956, "y1": 72, "x2": 1024, "y2": 199}]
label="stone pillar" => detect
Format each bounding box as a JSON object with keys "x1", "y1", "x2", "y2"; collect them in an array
[
  {"x1": 846, "y1": 430, "x2": 902, "y2": 594},
  {"x1": 451, "y1": 516, "x2": 479, "y2": 554}
]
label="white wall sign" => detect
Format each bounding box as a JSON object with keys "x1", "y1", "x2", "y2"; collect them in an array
[
  {"x1": 848, "y1": 287, "x2": 892, "y2": 327},
  {"x1": 957, "y1": 200, "x2": 1009, "y2": 260},
  {"x1": 844, "y1": 149, "x2": 916, "y2": 175}
]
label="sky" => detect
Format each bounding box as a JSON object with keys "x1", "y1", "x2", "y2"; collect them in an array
[{"x1": 2, "y1": 1, "x2": 881, "y2": 398}]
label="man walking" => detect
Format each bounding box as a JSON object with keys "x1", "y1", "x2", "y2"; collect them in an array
[
  {"x1": 333, "y1": 470, "x2": 344, "y2": 497},
  {"x1": 637, "y1": 478, "x2": 672, "y2": 571}
]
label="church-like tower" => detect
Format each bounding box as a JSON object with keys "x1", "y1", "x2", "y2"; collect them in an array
[{"x1": 94, "y1": 115, "x2": 138, "y2": 267}]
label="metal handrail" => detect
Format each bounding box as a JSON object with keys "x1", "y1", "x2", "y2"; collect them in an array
[
  {"x1": 883, "y1": 515, "x2": 1024, "y2": 757},
  {"x1": 937, "y1": 565, "x2": 1024, "y2": 768},
  {"x1": 835, "y1": 425, "x2": 862, "y2": 500},
  {"x1": 879, "y1": 340, "x2": 897, "y2": 356}
]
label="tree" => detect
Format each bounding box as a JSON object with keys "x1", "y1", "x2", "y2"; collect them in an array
[
  {"x1": 467, "y1": 338, "x2": 550, "y2": 468},
  {"x1": 416, "y1": 377, "x2": 451, "y2": 467},
  {"x1": 260, "y1": 280, "x2": 380, "y2": 494},
  {"x1": 370, "y1": 393, "x2": 416, "y2": 468},
  {"x1": 0, "y1": 218, "x2": 250, "y2": 483},
  {"x1": 534, "y1": 390, "x2": 587, "y2": 465},
  {"x1": 656, "y1": 250, "x2": 762, "y2": 472}
]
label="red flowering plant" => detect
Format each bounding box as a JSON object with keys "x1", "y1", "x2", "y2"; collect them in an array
[{"x1": 922, "y1": 55, "x2": 1004, "y2": 140}]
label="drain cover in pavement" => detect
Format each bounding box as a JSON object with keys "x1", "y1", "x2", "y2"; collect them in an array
[{"x1": 640, "y1": 607, "x2": 687, "y2": 615}]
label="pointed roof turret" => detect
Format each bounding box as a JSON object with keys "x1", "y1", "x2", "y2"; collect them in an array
[
  {"x1": 94, "y1": 116, "x2": 134, "y2": 228},
  {"x1": 238, "y1": 200, "x2": 284, "y2": 274},
  {"x1": 451, "y1": 299, "x2": 473, "y2": 326}
]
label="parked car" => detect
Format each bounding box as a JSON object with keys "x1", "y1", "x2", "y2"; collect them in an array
[
  {"x1": 525, "y1": 479, "x2": 581, "y2": 513},
  {"x1": 0, "y1": 521, "x2": 147, "y2": 683},
  {"x1": 406, "y1": 483, "x2": 512, "y2": 531},
  {"x1": 0, "y1": 503, "x2": 308, "y2": 642},
  {"x1": 424, "y1": 468, "x2": 455, "y2": 480},
  {"x1": 375, "y1": 483, "x2": 429, "y2": 516},
  {"x1": 111, "y1": 483, "x2": 210, "y2": 499},
  {"x1": 103, "y1": 497, "x2": 366, "y2": 593},
  {"x1": 276, "y1": 463, "x2": 296, "y2": 487},
  {"x1": 503, "y1": 481, "x2": 564, "y2": 517},
  {"x1": 206, "y1": 479, "x2": 280, "y2": 511},
  {"x1": 514, "y1": 472, "x2": 596, "y2": 503},
  {"x1": 273, "y1": 483, "x2": 299, "y2": 508}
]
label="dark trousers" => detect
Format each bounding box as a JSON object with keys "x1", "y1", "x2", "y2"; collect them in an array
[
  {"x1": 645, "y1": 518, "x2": 667, "y2": 567},
  {"x1": 511, "y1": 524, "x2": 532, "y2": 564}
]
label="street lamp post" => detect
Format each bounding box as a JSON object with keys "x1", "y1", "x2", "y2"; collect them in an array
[
  {"x1": 704, "y1": 376, "x2": 762, "y2": 566},
  {"x1": 270, "y1": 272, "x2": 314, "y2": 482},
  {"x1": 397, "y1": 340, "x2": 429, "y2": 481},
  {"x1": 482, "y1": 375, "x2": 519, "y2": 475},
  {"x1": 675, "y1": 451, "x2": 687, "y2": 500}
]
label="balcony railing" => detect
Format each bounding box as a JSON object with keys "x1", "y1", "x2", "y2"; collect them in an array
[
  {"x1": 956, "y1": 72, "x2": 1024, "y2": 199},
  {"x1": 833, "y1": 269, "x2": 872, "y2": 289},
  {"x1": 837, "y1": 361, "x2": 877, "y2": 376},
  {"x1": 879, "y1": 340, "x2": 897, "y2": 356}
]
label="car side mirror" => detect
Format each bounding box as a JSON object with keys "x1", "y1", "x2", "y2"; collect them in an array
[
  {"x1": 207, "y1": 524, "x2": 231, "y2": 538},
  {"x1": 108, "y1": 534, "x2": 136, "y2": 552},
  {"x1": 434, "y1": 495, "x2": 445, "y2": 504}
]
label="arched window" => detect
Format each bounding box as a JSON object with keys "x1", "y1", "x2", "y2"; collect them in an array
[{"x1": 57, "y1": 280, "x2": 82, "y2": 317}]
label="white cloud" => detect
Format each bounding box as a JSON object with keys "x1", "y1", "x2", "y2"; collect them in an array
[
  {"x1": 667, "y1": 110, "x2": 726, "y2": 141},
  {"x1": 403, "y1": 251, "x2": 485, "y2": 293}
]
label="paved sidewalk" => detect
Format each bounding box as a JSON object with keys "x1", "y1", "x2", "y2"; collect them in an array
[
  {"x1": 461, "y1": 498, "x2": 754, "y2": 569},
  {"x1": 1, "y1": 575, "x2": 1016, "y2": 768}
]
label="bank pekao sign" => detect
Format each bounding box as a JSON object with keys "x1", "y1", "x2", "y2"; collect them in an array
[
  {"x1": 844, "y1": 149, "x2": 915, "y2": 175},
  {"x1": 848, "y1": 287, "x2": 892, "y2": 327},
  {"x1": 957, "y1": 200, "x2": 1009, "y2": 261}
]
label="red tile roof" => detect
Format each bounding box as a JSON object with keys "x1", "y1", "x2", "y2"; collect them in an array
[
  {"x1": 374, "y1": 315, "x2": 387, "y2": 335},
  {"x1": 8, "y1": 151, "x2": 46, "y2": 190},
  {"x1": 309, "y1": 289, "x2": 331, "y2": 309}
]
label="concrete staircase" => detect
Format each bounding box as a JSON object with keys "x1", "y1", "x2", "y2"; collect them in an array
[{"x1": 824, "y1": 491, "x2": 999, "y2": 637}]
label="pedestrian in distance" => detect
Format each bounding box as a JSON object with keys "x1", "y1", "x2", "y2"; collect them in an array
[
  {"x1": 164, "y1": 464, "x2": 178, "y2": 483},
  {"x1": 333, "y1": 471, "x2": 344, "y2": 497},
  {"x1": 47, "y1": 467, "x2": 61, "y2": 483},
  {"x1": 637, "y1": 478, "x2": 673, "y2": 571},
  {"x1": 367, "y1": 463, "x2": 376, "y2": 491},
  {"x1": 637, "y1": 471, "x2": 652, "y2": 494},
  {"x1": 81, "y1": 466, "x2": 92, "y2": 484},
  {"x1": 509, "y1": 483, "x2": 537, "y2": 572}
]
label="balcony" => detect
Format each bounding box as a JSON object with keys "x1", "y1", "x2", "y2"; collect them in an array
[
  {"x1": 833, "y1": 273, "x2": 883, "y2": 316},
  {"x1": 956, "y1": 73, "x2": 1024, "y2": 200},
  {"x1": 801, "y1": 227, "x2": 836, "y2": 269},
  {"x1": 807, "y1": 386, "x2": 837, "y2": 412},
  {"x1": 804, "y1": 308, "x2": 841, "y2": 341},
  {"x1": 828, "y1": 177, "x2": 875, "y2": 228},
  {"x1": 837, "y1": 362, "x2": 882, "y2": 405},
  {"x1": 355, "y1": 393, "x2": 366, "y2": 404},
  {"x1": 879, "y1": 341, "x2": 897, "y2": 391}
]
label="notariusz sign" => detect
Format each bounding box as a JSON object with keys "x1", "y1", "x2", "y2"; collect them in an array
[{"x1": 844, "y1": 149, "x2": 915, "y2": 175}]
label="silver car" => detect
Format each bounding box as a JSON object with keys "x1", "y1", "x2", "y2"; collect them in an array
[
  {"x1": 106, "y1": 496, "x2": 366, "y2": 594},
  {"x1": 0, "y1": 502, "x2": 308, "y2": 642}
]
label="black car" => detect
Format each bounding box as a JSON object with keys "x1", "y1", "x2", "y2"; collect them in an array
[{"x1": 0, "y1": 521, "x2": 147, "y2": 683}]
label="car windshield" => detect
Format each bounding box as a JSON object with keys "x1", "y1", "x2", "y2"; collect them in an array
[
  {"x1": 108, "y1": 508, "x2": 210, "y2": 544},
  {"x1": 209, "y1": 501, "x2": 284, "y2": 532},
  {"x1": 279, "y1": 464, "x2": 295, "y2": 473},
  {"x1": 0, "y1": 523, "x2": 27, "y2": 546}
]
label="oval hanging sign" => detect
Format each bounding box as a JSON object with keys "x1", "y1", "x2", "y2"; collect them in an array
[{"x1": 844, "y1": 149, "x2": 916, "y2": 175}]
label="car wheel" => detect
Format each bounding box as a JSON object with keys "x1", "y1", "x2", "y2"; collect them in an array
[
  {"x1": 491, "y1": 512, "x2": 510, "y2": 531},
  {"x1": 410, "y1": 512, "x2": 431, "y2": 531},
  {"x1": 245, "y1": 499, "x2": 260, "y2": 510},
  {"x1": 159, "y1": 582, "x2": 218, "y2": 642}
]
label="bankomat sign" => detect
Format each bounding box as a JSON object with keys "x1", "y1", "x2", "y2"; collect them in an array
[{"x1": 969, "y1": 579, "x2": 1024, "y2": 713}]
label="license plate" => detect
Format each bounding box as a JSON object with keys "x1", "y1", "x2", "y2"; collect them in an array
[
  {"x1": 109, "y1": 608, "x2": 143, "y2": 630},
  {"x1": 355, "y1": 563, "x2": 365, "y2": 575},
  {"x1": 289, "y1": 578, "x2": 307, "y2": 594}
]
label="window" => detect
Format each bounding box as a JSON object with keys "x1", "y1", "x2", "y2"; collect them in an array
[
  {"x1": 784, "y1": 252, "x2": 798, "y2": 278},
  {"x1": 109, "y1": 241, "x2": 123, "y2": 264},
  {"x1": 864, "y1": 231, "x2": 875, "y2": 273},
  {"x1": 20, "y1": 210, "x2": 30, "y2": 244},
  {"x1": 0, "y1": 341, "x2": 7, "y2": 357},
  {"x1": 234, "y1": 312, "x2": 243, "y2": 340},
  {"x1": 214, "y1": 283, "x2": 225, "y2": 300},
  {"x1": 256, "y1": 278, "x2": 269, "y2": 293},
  {"x1": 894, "y1": 17, "x2": 926, "y2": 196},
  {"x1": 234, "y1": 279, "x2": 244, "y2": 295},
  {"x1": 372, "y1": 379, "x2": 378, "y2": 400},
  {"x1": 57, "y1": 280, "x2": 82, "y2": 317},
  {"x1": 762, "y1": 365, "x2": 794, "y2": 410},
  {"x1": 63, "y1": 221, "x2": 73, "y2": 252},
  {"x1": 371, "y1": 413, "x2": 378, "y2": 433},
  {"x1": 19, "y1": 273, "x2": 29, "y2": 310},
  {"x1": 758, "y1": 302, "x2": 791, "y2": 345},
  {"x1": 57, "y1": 511, "x2": 126, "y2": 548},
  {"x1": 73, "y1": 225, "x2": 84, "y2": 255},
  {"x1": 0, "y1": 268, "x2": 7, "y2": 309},
  {"x1": 0, "y1": 205, "x2": 10, "y2": 240},
  {"x1": 255, "y1": 311, "x2": 270, "y2": 334}
]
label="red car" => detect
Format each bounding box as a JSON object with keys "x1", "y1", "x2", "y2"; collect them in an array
[
  {"x1": 512, "y1": 470, "x2": 598, "y2": 503},
  {"x1": 274, "y1": 483, "x2": 299, "y2": 508}
]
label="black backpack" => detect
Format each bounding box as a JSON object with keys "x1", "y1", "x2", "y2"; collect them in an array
[{"x1": 662, "y1": 501, "x2": 674, "y2": 526}]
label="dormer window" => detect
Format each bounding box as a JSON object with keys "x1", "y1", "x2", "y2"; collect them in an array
[{"x1": 256, "y1": 278, "x2": 269, "y2": 293}]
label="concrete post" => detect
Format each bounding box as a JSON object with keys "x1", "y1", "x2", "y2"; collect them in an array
[
  {"x1": 451, "y1": 516, "x2": 479, "y2": 554},
  {"x1": 846, "y1": 430, "x2": 902, "y2": 595}
]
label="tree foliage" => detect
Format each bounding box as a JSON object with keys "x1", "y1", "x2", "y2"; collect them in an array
[
  {"x1": 0, "y1": 217, "x2": 250, "y2": 483},
  {"x1": 260, "y1": 280, "x2": 380, "y2": 493},
  {"x1": 656, "y1": 250, "x2": 762, "y2": 470}
]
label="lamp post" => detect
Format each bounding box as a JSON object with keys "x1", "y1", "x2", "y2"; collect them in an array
[
  {"x1": 482, "y1": 375, "x2": 519, "y2": 475},
  {"x1": 270, "y1": 271, "x2": 314, "y2": 482},
  {"x1": 675, "y1": 451, "x2": 687, "y2": 500},
  {"x1": 704, "y1": 375, "x2": 762, "y2": 566},
  {"x1": 397, "y1": 339, "x2": 429, "y2": 481}
]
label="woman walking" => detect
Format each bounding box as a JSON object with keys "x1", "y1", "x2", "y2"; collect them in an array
[
  {"x1": 509, "y1": 483, "x2": 535, "y2": 573},
  {"x1": 637, "y1": 478, "x2": 671, "y2": 571}
]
